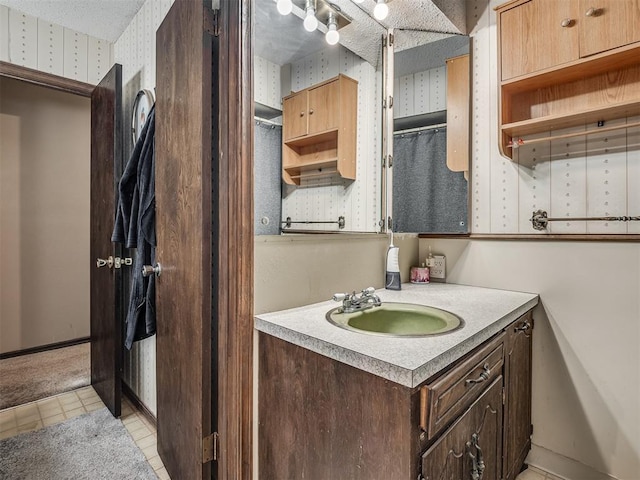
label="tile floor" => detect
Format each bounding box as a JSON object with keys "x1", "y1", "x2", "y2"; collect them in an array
[
  {"x1": 0, "y1": 386, "x2": 169, "y2": 479},
  {"x1": 1, "y1": 386, "x2": 564, "y2": 480}
]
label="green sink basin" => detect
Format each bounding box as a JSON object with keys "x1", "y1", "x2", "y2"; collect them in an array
[{"x1": 326, "y1": 302, "x2": 464, "y2": 337}]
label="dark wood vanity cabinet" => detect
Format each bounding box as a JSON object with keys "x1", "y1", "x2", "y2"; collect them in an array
[
  {"x1": 503, "y1": 314, "x2": 534, "y2": 480},
  {"x1": 259, "y1": 310, "x2": 534, "y2": 480}
]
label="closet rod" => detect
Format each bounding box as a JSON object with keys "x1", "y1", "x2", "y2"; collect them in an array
[
  {"x1": 254, "y1": 116, "x2": 282, "y2": 126},
  {"x1": 508, "y1": 120, "x2": 640, "y2": 149},
  {"x1": 394, "y1": 122, "x2": 447, "y2": 135},
  {"x1": 531, "y1": 210, "x2": 640, "y2": 230},
  {"x1": 282, "y1": 216, "x2": 346, "y2": 229}
]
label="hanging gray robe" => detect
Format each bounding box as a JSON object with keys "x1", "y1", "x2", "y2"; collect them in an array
[{"x1": 112, "y1": 105, "x2": 156, "y2": 350}]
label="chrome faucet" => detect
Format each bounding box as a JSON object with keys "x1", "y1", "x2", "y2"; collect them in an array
[{"x1": 332, "y1": 287, "x2": 382, "y2": 314}]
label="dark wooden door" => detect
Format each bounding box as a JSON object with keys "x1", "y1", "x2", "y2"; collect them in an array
[
  {"x1": 155, "y1": 1, "x2": 214, "y2": 479},
  {"x1": 422, "y1": 377, "x2": 503, "y2": 480},
  {"x1": 90, "y1": 64, "x2": 123, "y2": 417},
  {"x1": 503, "y1": 313, "x2": 534, "y2": 480}
]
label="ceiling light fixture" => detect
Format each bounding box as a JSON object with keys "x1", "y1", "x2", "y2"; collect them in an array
[
  {"x1": 303, "y1": 0, "x2": 318, "y2": 32},
  {"x1": 276, "y1": 0, "x2": 293, "y2": 15},
  {"x1": 325, "y1": 11, "x2": 340, "y2": 45},
  {"x1": 373, "y1": 0, "x2": 389, "y2": 20}
]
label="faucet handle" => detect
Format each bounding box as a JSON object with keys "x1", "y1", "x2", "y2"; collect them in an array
[
  {"x1": 332, "y1": 293, "x2": 348, "y2": 302},
  {"x1": 362, "y1": 287, "x2": 376, "y2": 295}
]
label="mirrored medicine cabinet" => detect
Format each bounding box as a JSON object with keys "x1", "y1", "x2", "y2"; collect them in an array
[{"x1": 253, "y1": 0, "x2": 470, "y2": 236}]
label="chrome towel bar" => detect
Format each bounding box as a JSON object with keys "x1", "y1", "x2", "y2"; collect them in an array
[
  {"x1": 531, "y1": 210, "x2": 640, "y2": 230},
  {"x1": 282, "y1": 216, "x2": 345, "y2": 229}
]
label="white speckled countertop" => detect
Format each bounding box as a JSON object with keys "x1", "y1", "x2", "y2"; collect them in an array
[{"x1": 255, "y1": 283, "x2": 539, "y2": 388}]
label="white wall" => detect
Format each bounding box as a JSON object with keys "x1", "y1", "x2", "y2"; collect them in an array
[
  {"x1": 113, "y1": 0, "x2": 175, "y2": 415},
  {"x1": 0, "y1": 78, "x2": 91, "y2": 353},
  {"x1": 0, "y1": 5, "x2": 113, "y2": 84}
]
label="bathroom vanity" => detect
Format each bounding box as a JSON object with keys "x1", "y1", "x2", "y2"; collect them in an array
[{"x1": 256, "y1": 284, "x2": 538, "y2": 480}]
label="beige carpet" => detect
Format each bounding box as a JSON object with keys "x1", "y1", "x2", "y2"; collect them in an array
[{"x1": 0, "y1": 343, "x2": 90, "y2": 410}]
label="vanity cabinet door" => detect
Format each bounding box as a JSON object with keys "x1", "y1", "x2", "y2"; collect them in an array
[
  {"x1": 282, "y1": 90, "x2": 309, "y2": 141},
  {"x1": 578, "y1": 0, "x2": 640, "y2": 57},
  {"x1": 421, "y1": 377, "x2": 503, "y2": 480},
  {"x1": 499, "y1": 0, "x2": 580, "y2": 80},
  {"x1": 503, "y1": 312, "x2": 534, "y2": 480}
]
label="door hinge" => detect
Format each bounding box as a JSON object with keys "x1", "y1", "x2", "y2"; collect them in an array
[
  {"x1": 203, "y1": 432, "x2": 219, "y2": 463},
  {"x1": 205, "y1": 8, "x2": 219, "y2": 37},
  {"x1": 388, "y1": 33, "x2": 394, "y2": 46}
]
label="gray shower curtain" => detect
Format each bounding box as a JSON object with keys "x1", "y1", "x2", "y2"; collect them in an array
[
  {"x1": 254, "y1": 121, "x2": 282, "y2": 235},
  {"x1": 393, "y1": 127, "x2": 467, "y2": 233}
]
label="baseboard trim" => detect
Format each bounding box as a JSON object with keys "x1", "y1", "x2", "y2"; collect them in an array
[
  {"x1": 527, "y1": 443, "x2": 618, "y2": 480},
  {"x1": 0, "y1": 337, "x2": 90, "y2": 360},
  {"x1": 122, "y1": 382, "x2": 157, "y2": 429}
]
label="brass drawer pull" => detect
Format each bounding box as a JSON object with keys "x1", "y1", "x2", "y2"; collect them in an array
[
  {"x1": 465, "y1": 363, "x2": 491, "y2": 386},
  {"x1": 560, "y1": 18, "x2": 574, "y2": 27}
]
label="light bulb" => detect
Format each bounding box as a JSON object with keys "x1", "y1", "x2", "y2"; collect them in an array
[
  {"x1": 373, "y1": 0, "x2": 389, "y2": 20},
  {"x1": 303, "y1": 9, "x2": 318, "y2": 32},
  {"x1": 326, "y1": 22, "x2": 339, "y2": 45},
  {"x1": 276, "y1": 0, "x2": 292, "y2": 15}
]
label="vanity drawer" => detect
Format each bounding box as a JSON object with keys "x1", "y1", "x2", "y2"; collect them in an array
[{"x1": 420, "y1": 331, "x2": 505, "y2": 440}]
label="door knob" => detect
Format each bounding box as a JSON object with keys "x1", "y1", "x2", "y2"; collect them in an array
[
  {"x1": 96, "y1": 256, "x2": 114, "y2": 268},
  {"x1": 142, "y1": 263, "x2": 162, "y2": 277}
]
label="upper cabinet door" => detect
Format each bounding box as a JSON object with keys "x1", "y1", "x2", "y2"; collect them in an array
[
  {"x1": 307, "y1": 78, "x2": 340, "y2": 135},
  {"x1": 500, "y1": 0, "x2": 580, "y2": 80},
  {"x1": 579, "y1": 0, "x2": 640, "y2": 57},
  {"x1": 282, "y1": 90, "x2": 308, "y2": 141}
]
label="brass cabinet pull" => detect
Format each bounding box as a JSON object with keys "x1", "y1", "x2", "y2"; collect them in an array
[
  {"x1": 465, "y1": 363, "x2": 491, "y2": 386},
  {"x1": 560, "y1": 18, "x2": 574, "y2": 27},
  {"x1": 309, "y1": 109, "x2": 314, "y2": 114},
  {"x1": 300, "y1": 111, "x2": 305, "y2": 117},
  {"x1": 585, "y1": 7, "x2": 601, "y2": 16}
]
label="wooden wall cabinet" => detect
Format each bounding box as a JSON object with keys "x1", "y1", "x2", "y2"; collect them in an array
[
  {"x1": 281, "y1": 74, "x2": 358, "y2": 185},
  {"x1": 496, "y1": 0, "x2": 640, "y2": 159},
  {"x1": 259, "y1": 311, "x2": 534, "y2": 480}
]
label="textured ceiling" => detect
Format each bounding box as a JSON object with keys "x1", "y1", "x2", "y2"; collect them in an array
[
  {"x1": 0, "y1": 0, "x2": 145, "y2": 43},
  {"x1": 256, "y1": 0, "x2": 468, "y2": 67}
]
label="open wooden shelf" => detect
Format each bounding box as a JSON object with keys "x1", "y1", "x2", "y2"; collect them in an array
[
  {"x1": 502, "y1": 101, "x2": 640, "y2": 138},
  {"x1": 498, "y1": 46, "x2": 640, "y2": 158}
]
